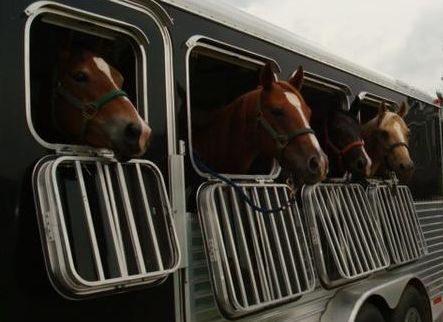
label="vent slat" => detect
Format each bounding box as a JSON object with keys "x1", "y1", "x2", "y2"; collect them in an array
[
  {"x1": 75, "y1": 161, "x2": 105, "y2": 281},
  {"x1": 103, "y1": 164, "x2": 129, "y2": 276},
  {"x1": 116, "y1": 163, "x2": 146, "y2": 274},
  {"x1": 229, "y1": 188, "x2": 261, "y2": 303},
  {"x1": 96, "y1": 162, "x2": 126, "y2": 277},
  {"x1": 136, "y1": 163, "x2": 163, "y2": 271},
  {"x1": 197, "y1": 182, "x2": 315, "y2": 319}
]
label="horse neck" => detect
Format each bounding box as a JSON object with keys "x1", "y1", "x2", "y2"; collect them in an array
[
  {"x1": 193, "y1": 90, "x2": 260, "y2": 173},
  {"x1": 320, "y1": 116, "x2": 345, "y2": 177}
]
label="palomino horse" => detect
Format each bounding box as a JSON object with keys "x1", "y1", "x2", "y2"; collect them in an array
[
  {"x1": 362, "y1": 100, "x2": 414, "y2": 181},
  {"x1": 52, "y1": 48, "x2": 151, "y2": 160},
  {"x1": 192, "y1": 63, "x2": 328, "y2": 184},
  {"x1": 318, "y1": 98, "x2": 371, "y2": 179}
]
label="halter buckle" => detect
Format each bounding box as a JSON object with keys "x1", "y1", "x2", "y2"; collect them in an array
[{"x1": 276, "y1": 134, "x2": 289, "y2": 147}]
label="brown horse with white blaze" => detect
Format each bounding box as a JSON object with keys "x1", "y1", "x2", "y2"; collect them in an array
[
  {"x1": 52, "y1": 48, "x2": 151, "y2": 160},
  {"x1": 192, "y1": 63, "x2": 328, "y2": 184},
  {"x1": 362, "y1": 101, "x2": 414, "y2": 181}
]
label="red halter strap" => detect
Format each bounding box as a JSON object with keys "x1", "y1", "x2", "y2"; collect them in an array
[{"x1": 324, "y1": 122, "x2": 364, "y2": 158}]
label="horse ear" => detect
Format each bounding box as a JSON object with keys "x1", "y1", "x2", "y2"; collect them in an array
[
  {"x1": 260, "y1": 62, "x2": 275, "y2": 90},
  {"x1": 377, "y1": 101, "x2": 387, "y2": 127},
  {"x1": 349, "y1": 95, "x2": 361, "y2": 117},
  {"x1": 397, "y1": 101, "x2": 407, "y2": 118},
  {"x1": 289, "y1": 66, "x2": 304, "y2": 91}
]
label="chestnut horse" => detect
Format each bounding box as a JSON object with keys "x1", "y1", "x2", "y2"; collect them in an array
[
  {"x1": 319, "y1": 98, "x2": 371, "y2": 179},
  {"x1": 51, "y1": 48, "x2": 151, "y2": 160},
  {"x1": 362, "y1": 100, "x2": 414, "y2": 181},
  {"x1": 192, "y1": 63, "x2": 328, "y2": 185}
]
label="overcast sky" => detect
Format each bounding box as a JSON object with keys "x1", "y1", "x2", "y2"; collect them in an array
[{"x1": 220, "y1": 0, "x2": 443, "y2": 97}]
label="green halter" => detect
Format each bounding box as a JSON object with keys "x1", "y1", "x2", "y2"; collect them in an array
[
  {"x1": 53, "y1": 83, "x2": 128, "y2": 143},
  {"x1": 255, "y1": 92, "x2": 315, "y2": 161}
]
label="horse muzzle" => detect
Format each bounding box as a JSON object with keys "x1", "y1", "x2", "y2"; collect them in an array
[
  {"x1": 111, "y1": 119, "x2": 151, "y2": 160},
  {"x1": 285, "y1": 150, "x2": 328, "y2": 184},
  {"x1": 348, "y1": 149, "x2": 372, "y2": 179},
  {"x1": 396, "y1": 160, "x2": 415, "y2": 182}
]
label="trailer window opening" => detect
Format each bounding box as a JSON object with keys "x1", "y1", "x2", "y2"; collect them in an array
[
  {"x1": 301, "y1": 74, "x2": 350, "y2": 115},
  {"x1": 354, "y1": 93, "x2": 443, "y2": 201},
  {"x1": 188, "y1": 45, "x2": 276, "y2": 176},
  {"x1": 356, "y1": 94, "x2": 397, "y2": 124},
  {"x1": 29, "y1": 14, "x2": 145, "y2": 148}
]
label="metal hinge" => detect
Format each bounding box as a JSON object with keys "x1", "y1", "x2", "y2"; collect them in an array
[
  {"x1": 55, "y1": 146, "x2": 114, "y2": 158},
  {"x1": 254, "y1": 177, "x2": 274, "y2": 184}
]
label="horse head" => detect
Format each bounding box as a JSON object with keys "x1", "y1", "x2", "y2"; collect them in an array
[
  {"x1": 323, "y1": 96, "x2": 371, "y2": 179},
  {"x1": 256, "y1": 63, "x2": 328, "y2": 184},
  {"x1": 53, "y1": 48, "x2": 151, "y2": 160},
  {"x1": 363, "y1": 101, "x2": 414, "y2": 181}
]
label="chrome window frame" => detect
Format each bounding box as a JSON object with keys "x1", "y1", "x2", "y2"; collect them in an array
[
  {"x1": 185, "y1": 35, "x2": 282, "y2": 181},
  {"x1": 302, "y1": 71, "x2": 353, "y2": 112},
  {"x1": 358, "y1": 92, "x2": 399, "y2": 110}
]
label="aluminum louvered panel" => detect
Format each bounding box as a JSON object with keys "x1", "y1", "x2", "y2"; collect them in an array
[
  {"x1": 367, "y1": 184, "x2": 427, "y2": 266},
  {"x1": 303, "y1": 183, "x2": 390, "y2": 288},
  {"x1": 33, "y1": 156, "x2": 180, "y2": 298},
  {"x1": 197, "y1": 182, "x2": 315, "y2": 319}
]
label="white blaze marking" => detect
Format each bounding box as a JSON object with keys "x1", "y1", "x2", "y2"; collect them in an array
[
  {"x1": 284, "y1": 92, "x2": 305, "y2": 120},
  {"x1": 361, "y1": 147, "x2": 372, "y2": 176},
  {"x1": 284, "y1": 91, "x2": 320, "y2": 149},
  {"x1": 93, "y1": 57, "x2": 117, "y2": 87}
]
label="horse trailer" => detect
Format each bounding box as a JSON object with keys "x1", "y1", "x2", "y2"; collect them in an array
[{"x1": 1, "y1": 0, "x2": 443, "y2": 321}]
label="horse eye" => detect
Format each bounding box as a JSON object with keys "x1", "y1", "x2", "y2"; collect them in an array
[
  {"x1": 72, "y1": 71, "x2": 88, "y2": 82},
  {"x1": 270, "y1": 108, "x2": 284, "y2": 117}
]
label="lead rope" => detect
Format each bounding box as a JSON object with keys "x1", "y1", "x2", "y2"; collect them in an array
[{"x1": 193, "y1": 154, "x2": 296, "y2": 214}]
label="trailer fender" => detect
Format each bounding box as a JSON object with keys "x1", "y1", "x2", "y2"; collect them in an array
[{"x1": 321, "y1": 273, "x2": 421, "y2": 322}]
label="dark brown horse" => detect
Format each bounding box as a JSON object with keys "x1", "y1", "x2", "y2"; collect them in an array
[
  {"x1": 318, "y1": 97, "x2": 371, "y2": 179},
  {"x1": 362, "y1": 100, "x2": 414, "y2": 181},
  {"x1": 192, "y1": 63, "x2": 328, "y2": 184},
  {"x1": 50, "y1": 48, "x2": 151, "y2": 159}
]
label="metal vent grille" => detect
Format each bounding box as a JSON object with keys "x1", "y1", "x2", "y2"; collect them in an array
[
  {"x1": 197, "y1": 182, "x2": 315, "y2": 319},
  {"x1": 367, "y1": 184, "x2": 427, "y2": 265},
  {"x1": 33, "y1": 156, "x2": 180, "y2": 298},
  {"x1": 303, "y1": 183, "x2": 390, "y2": 288}
]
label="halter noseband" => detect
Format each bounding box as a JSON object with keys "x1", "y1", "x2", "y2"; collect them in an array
[
  {"x1": 255, "y1": 91, "x2": 315, "y2": 161},
  {"x1": 386, "y1": 141, "x2": 409, "y2": 152},
  {"x1": 52, "y1": 82, "x2": 128, "y2": 143},
  {"x1": 375, "y1": 117, "x2": 410, "y2": 170},
  {"x1": 384, "y1": 141, "x2": 409, "y2": 171}
]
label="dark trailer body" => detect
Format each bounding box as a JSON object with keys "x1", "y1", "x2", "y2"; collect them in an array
[{"x1": 0, "y1": 0, "x2": 442, "y2": 322}]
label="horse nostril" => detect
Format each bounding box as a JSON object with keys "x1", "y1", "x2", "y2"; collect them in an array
[
  {"x1": 307, "y1": 156, "x2": 320, "y2": 174},
  {"x1": 125, "y1": 122, "x2": 141, "y2": 142},
  {"x1": 400, "y1": 161, "x2": 414, "y2": 172}
]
